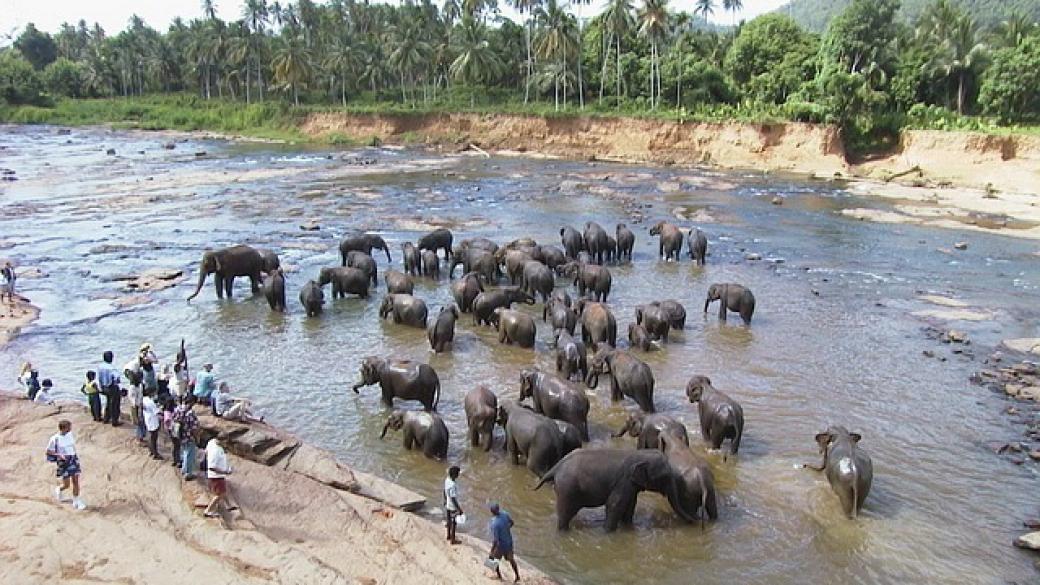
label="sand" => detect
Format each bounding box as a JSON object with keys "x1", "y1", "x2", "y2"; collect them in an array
[{"x1": 0, "y1": 294, "x2": 40, "y2": 348}]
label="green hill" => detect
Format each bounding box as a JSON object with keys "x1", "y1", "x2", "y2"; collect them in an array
[{"x1": 776, "y1": 0, "x2": 1040, "y2": 32}]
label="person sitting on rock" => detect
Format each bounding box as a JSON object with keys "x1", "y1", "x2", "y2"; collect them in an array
[
  {"x1": 214, "y1": 382, "x2": 263, "y2": 423},
  {"x1": 193, "y1": 362, "x2": 217, "y2": 408},
  {"x1": 34, "y1": 379, "x2": 55, "y2": 405}
]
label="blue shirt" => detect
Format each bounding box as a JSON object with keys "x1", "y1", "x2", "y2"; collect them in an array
[
  {"x1": 194, "y1": 371, "x2": 216, "y2": 399},
  {"x1": 489, "y1": 510, "x2": 514, "y2": 551},
  {"x1": 97, "y1": 362, "x2": 120, "y2": 389}
]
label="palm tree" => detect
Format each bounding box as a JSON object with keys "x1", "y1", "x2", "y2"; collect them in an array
[
  {"x1": 694, "y1": 0, "x2": 714, "y2": 25},
  {"x1": 994, "y1": 12, "x2": 1036, "y2": 49},
  {"x1": 570, "y1": 0, "x2": 592, "y2": 109},
  {"x1": 450, "y1": 17, "x2": 503, "y2": 105},
  {"x1": 271, "y1": 34, "x2": 313, "y2": 105},
  {"x1": 928, "y1": 14, "x2": 988, "y2": 114},
  {"x1": 243, "y1": 0, "x2": 269, "y2": 101},
  {"x1": 722, "y1": 0, "x2": 741, "y2": 26},
  {"x1": 600, "y1": 0, "x2": 635, "y2": 108},
  {"x1": 638, "y1": 0, "x2": 670, "y2": 109},
  {"x1": 202, "y1": 0, "x2": 218, "y2": 21},
  {"x1": 442, "y1": 0, "x2": 462, "y2": 25},
  {"x1": 507, "y1": 0, "x2": 543, "y2": 104},
  {"x1": 324, "y1": 37, "x2": 361, "y2": 106},
  {"x1": 387, "y1": 22, "x2": 432, "y2": 102},
  {"x1": 536, "y1": 0, "x2": 579, "y2": 110}
]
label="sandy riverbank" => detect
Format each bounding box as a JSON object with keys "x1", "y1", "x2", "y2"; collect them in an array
[
  {"x1": 0, "y1": 294, "x2": 40, "y2": 348},
  {"x1": 0, "y1": 394, "x2": 556, "y2": 585}
]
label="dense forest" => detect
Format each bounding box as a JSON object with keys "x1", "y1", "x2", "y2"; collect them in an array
[
  {"x1": 1, "y1": 0, "x2": 1039, "y2": 148},
  {"x1": 780, "y1": 0, "x2": 1040, "y2": 33}
]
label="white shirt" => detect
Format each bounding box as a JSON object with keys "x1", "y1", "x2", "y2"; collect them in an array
[
  {"x1": 47, "y1": 432, "x2": 76, "y2": 457},
  {"x1": 206, "y1": 439, "x2": 230, "y2": 479},
  {"x1": 127, "y1": 383, "x2": 143, "y2": 407},
  {"x1": 444, "y1": 477, "x2": 459, "y2": 512},
  {"x1": 172, "y1": 369, "x2": 189, "y2": 398},
  {"x1": 142, "y1": 396, "x2": 161, "y2": 432},
  {"x1": 34, "y1": 388, "x2": 54, "y2": 404}
]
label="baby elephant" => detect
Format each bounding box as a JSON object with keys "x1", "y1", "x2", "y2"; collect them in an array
[
  {"x1": 427, "y1": 304, "x2": 459, "y2": 353},
  {"x1": 804, "y1": 426, "x2": 873, "y2": 519},
  {"x1": 612, "y1": 411, "x2": 690, "y2": 450},
  {"x1": 464, "y1": 386, "x2": 498, "y2": 451},
  {"x1": 380, "y1": 410, "x2": 449, "y2": 460},
  {"x1": 704, "y1": 283, "x2": 755, "y2": 325},
  {"x1": 685, "y1": 375, "x2": 744, "y2": 457}
]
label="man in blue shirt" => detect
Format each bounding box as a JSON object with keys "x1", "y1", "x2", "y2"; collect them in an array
[
  {"x1": 194, "y1": 363, "x2": 217, "y2": 407},
  {"x1": 487, "y1": 502, "x2": 519, "y2": 582},
  {"x1": 97, "y1": 351, "x2": 122, "y2": 426}
]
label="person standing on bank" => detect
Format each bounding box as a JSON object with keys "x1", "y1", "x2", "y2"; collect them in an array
[
  {"x1": 46, "y1": 419, "x2": 86, "y2": 510},
  {"x1": 173, "y1": 394, "x2": 200, "y2": 480},
  {"x1": 81, "y1": 371, "x2": 102, "y2": 422},
  {"x1": 97, "y1": 351, "x2": 122, "y2": 426},
  {"x1": 444, "y1": 466, "x2": 463, "y2": 545},
  {"x1": 487, "y1": 502, "x2": 520, "y2": 582},
  {"x1": 142, "y1": 389, "x2": 162, "y2": 460},
  {"x1": 203, "y1": 435, "x2": 232, "y2": 518}
]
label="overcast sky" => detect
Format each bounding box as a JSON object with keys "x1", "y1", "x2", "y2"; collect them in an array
[{"x1": 2, "y1": 0, "x2": 790, "y2": 41}]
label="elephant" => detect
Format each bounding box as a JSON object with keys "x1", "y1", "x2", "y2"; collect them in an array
[
  {"x1": 685, "y1": 375, "x2": 744, "y2": 456},
  {"x1": 628, "y1": 323, "x2": 653, "y2": 352},
  {"x1": 497, "y1": 401, "x2": 581, "y2": 476},
  {"x1": 687, "y1": 228, "x2": 708, "y2": 266},
  {"x1": 257, "y1": 248, "x2": 281, "y2": 274},
  {"x1": 705, "y1": 283, "x2": 756, "y2": 325},
  {"x1": 586, "y1": 348, "x2": 655, "y2": 412},
  {"x1": 352, "y1": 356, "x2": 441, "y2": 411},
  {"x1": 458, "y1": 237, "x2": 499, "y2": 255},
  {"x1": 635, "y1": 304, "x2": 671, "y2": 343},
  {"x1": 554, "y1": 331, "x2": 588, "y2": 383},
  {"x1": 520, "y1": 260, "x2": 554, "y2": 303},
  {"x1": 649, "y1": 221, "x2": 684, "y2": 261},
  {"x1": 262, "y1": 268, "x2": 286, "y2": 312},
  {"x1": 494, "y1": 308, "x2": 536, "y2": 348},
  {"x1": 533, "y1": 449, "x2": 698, "y2": 531},
  {"x1": 427, "y1": 304, "x2": 459, "y2": 353},
  {"x1": 380, "y1": 410, "x2": 449, "y2": 460},
  {"x1": 417, "y1": 228, "x2": 453, "y2": 262},
  {"x1": 604, "y1": 235, "x2": 618, "y2": 264},
  {"x1": 583, "y1": 222, "x2": 610, "y2": 265},
  {"x1": 421, "y1": 250, "x2": 441, "y2": 279},
  {"x1": 545, "y1": 296, "x2": 578, "y2": 338},
  {"x1": 576, "y1": 299, "x2": 617, "y2": 349},
  {"x1": 319, "y1": 266, "x2": 370, "y2": 299},
  {"x1": 612, "y1": 411, "x2": 690, "y2": 449},
  {"x1": 379, "y1": 293, "x2": 428, "y2": 328},
  {"x1": 402, "y1": 242, "x2": 421, "y2": 276},
  {"x1": 299, "y1": 280, "x2": 325, "y2": 317},
  {"x1": 449, "y1": 248, "x2": 499, "y2": 283},
  {"x1": 657, "y1": 433, "x2": 718, "y2": 526},
  {"x1": 503, "y1": 238, "x2": 540, "y2": 257},
  {"x1": 464, "y1": 385, "x2": 498, "y2": 451},
  {"x1": 384, "y1": 269, "x2": 415, "y2": 295},
  {"x1": 519, "y1": 368, "x2": 590, "y2": 441},
  {"x1": 346, "y1": 251, "x2": 378, "y2": 287},
  {"x1": 472, "y1": 287, "x2": 534, "y2": 326},
  {"x1": 570, "y1": 262, "x2": 612, "y2": 302},
  {"x1": 652, "y1": 300, "x2": 687, "y2": 330},
  {"x1": 186, "y1": 245, "x2": 264, "y2": 301},
  {"x1": 560, "y1": 226, "x2": 585, "y2": 259},
  {"x1": 501, "y1": 250, "x2": 534, "y2": 285},
  {"x1": 615, "y1": 224, "x2": 635, "y2": 261},
  {"x1": 340, "y1": 233, "x2": 391, "y2": 264},
  {"x1": 804, "y1": 426, "x2": 873, "y2": 519},
  {"x1": 539, "y1": 245, "x2": 568, "y2": 271},
  {"x1": 450, "y1": 271, "x2": 484, "y2": 313}
]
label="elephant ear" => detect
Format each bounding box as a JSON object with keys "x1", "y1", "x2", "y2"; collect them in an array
[
  {"x1": 849, "y1": 433, "x2": 862, "y2": 443},
  {"x1": 212, "y1": 253, "x2": 223, "y2": 273},
  {"x1": 630, "y1": 460, "x2": 652, "y2": 489},
  {"x1": 814, "y1": 432, "x2": 833, "y2": 450}
]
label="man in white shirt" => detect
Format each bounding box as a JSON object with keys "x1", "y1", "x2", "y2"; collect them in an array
[
  {"x1": 46, "y1": 420, "x2": 86, "y2": 510},
  {"x1": 203, "y1": 436, "x2": 232, "y2": 518},
  {"x1": 142, "y1": 390, "x2": 162, "y2": 460},
  {"x1": 444, "y1": 465, "x2": 463, "y2": 544}
]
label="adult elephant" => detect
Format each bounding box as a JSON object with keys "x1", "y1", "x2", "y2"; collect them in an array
[
  {"x1": 604, "y1": 235, "x2": 618, "y2": 264},
  {"x1": 186, "y1": 244, "x2": 264, "y2": 301},
  {"x1": 560, "y1": 226, "x2": 585, "y2": 259},
  {"x1": 652, "y1": 300, "x2": 687, "y2": 330},
  {"x1": 520, "y1": 260, "x2": 554, "y2": 303},
  {"x1": 534, "y1": 449, "x2": 698, "y2": 531},
  {"x1": 545, "y1": 296, "x2": 577, "y2": 338},
  {"x1": 569, "y1": 262, "x2": 611, "y2": 302},
  {"x1": 384, "y1": 270, "x2": 415, "y2": 295},
  {"x1": 576, "y1": 299, "x2": 617, "y2": 349},
  {"x1": 351, "y1": 356, "x2": 440, "y2": 411},
  {"x1": 539, "y1": 245, "x2": 568, "y2": 271},
  {"x1": 340, "y1": 233, "x2": 391, "y2": 265},
  {"x1": 262, "y1": 268, "x2": 286, "y2": 312},
  {"x1": 612, "y1": 412, "x2": 690, "y2": 449},
  {"x1": 635, "y1": 304, "x2": 671, "y2": 343},
  {"x1": 628, "y1": 323, "x2": 653, "y2": 352},
  {"x1": 687, "y1": 228, "x2": 708, "y2": 266},
  {"x1": 457, "y1": 237, "x2": 499, "y2": 255},
  {"x1": 649, "y1": 221, "x2": 684, "y2": 261},
  {"x1": 615, "y1": 224, "x2": 635, "y2": 261},
  {"x1": 427, "y1": 304, "x2": 458, "y2": 353},
  {"x1": 299, "y1": 280, "x2": 324, "y2": 317},
  {"x1": 379, "y1": 294, "x2": 428, "y2": 328},
  {"x1": 421, "y1": 250, "x2": 441, "y2": 279},
  {"x1": 464, "y1": 385, "x2": 498, "y2": 451},
  {"x1": 494, "y1": 308, "x2": 536, "y2": 349},
  {"x1": 472, "y1": 287, "x2": 534, "y2": 326},
  {"x1": 319, "y1": 266, "x2": 370, "y2": 299},
  {"x1": 554, "y1": 331, "x2": 588, "y2": 383},
  {"x1": 586, "y1": 348, "x2": 655, "y2": 412},
  {"x1": 346, "y1": 251, "x2": 378, "y2": 287},
  {"x1": 583, "y1": 222, "x2": 610, "y2": 265},
  {"x1": 450, "y1": 271, "x2": 484, "y2": 313},
  {"x1": 402, "y1": 242, "x2": 421, "y2": 276},
  {"x1": 380, "y1": 410, "x2": 449, "y2": 460},
  {"x1": 257, "y1": 248, "x2": 281, "y2": 274},
  {"x1": 519, "y1": 368, "x2": 590, "y2": 441},
  {"x1": 803, "y1": 426, "x2": 873, "y2": 519},
  {"x1": 705, "y1": 283, "x2": 756, "y2": 325},
  {"x1": 417, "y1": 228, "x2": 453, "y2": 262},
  {"x1": 501, "y1": 250, "x2": 534, "y2": 285},
  {"x1": 449, "y1": 248, "x2": 498, "y2": 284},
  {"x1": 497, "y1": 401, "x2": 581, "y2": 476},
  {"x1": 685, "y1": 375, "x2": 744, "y2": 456},
  {"x1": 658, "y1": 433, "x2": 718, "y2": 526}
]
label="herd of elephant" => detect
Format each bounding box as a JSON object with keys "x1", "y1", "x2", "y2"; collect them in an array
[{"x1": 184, "y1": 221, "x2": 873, "y2": 530}]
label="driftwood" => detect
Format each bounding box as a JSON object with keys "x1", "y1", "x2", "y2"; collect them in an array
[
  {"x1": 884, "y1": 165, "x2": 922, "y2": 183},
  {"x1": 466, "y1": 143, "x2": 490, "y2": 158}
]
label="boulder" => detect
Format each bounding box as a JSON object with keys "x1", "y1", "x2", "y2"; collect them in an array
[
  {"x1": 1003, "y1": 339, "x2": 1040, "y2": 356},
  {"x1": 279, "y1": 443, "x2": 359, "y2": 492},
  {"x1": 352, "y1": 469, "x2": 426, "y2": 512},
  {"x1": 1014, "y1": 532, "x2": 1040, "y2": 551},
  {"x1": 944, "y1": 330, "x2": 970, "y2": 344},
  {"x1": 771, "y1": 196, "x2": 784, "y2": 205},
  {"x1": 162, "y1": 142, "x2": 176, "y2": 150},
  {"x1": 106, "y1": 148, "x2": 116, "y2": 155},
  {"x1": 744, "y1": 253, "x2": 762, "y2": 261},
  {"x1": 954, "y1": 242, "x2": 968, "y2": 250}
]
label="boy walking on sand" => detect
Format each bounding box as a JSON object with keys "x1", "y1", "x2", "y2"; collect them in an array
[
  {"x1": 46, "y1": 420, "x2": 86, "y2": 510},
  {"x1": 487, "y1": 502, "x2": 520, "y2": 582},
  {"x1": 444, "y1": 466, "x2": 463, "y2": 544}
]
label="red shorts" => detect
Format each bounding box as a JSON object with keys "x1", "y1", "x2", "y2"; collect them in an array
[{"x1": 208, "y1": 477, "x2": 227, "y2": 496}]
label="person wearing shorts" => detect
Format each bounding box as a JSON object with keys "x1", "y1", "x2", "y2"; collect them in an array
[
  {"x1": 487, "y1": 502, "x2": 519, "y2": 582},
  {"x1": 46, "y1": 420, "x2": 86, "y2": 510},
  {"x1": 203, "y1": 436, "x2": 232, "y2": 517},
  {"x1": 444, "y1": 466, "x2": 463, "y2": 544}
]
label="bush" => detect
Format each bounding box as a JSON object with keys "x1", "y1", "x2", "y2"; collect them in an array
[
  {"x1": 0, "y1": 51, "x2": 47, "y2": 106},
  {"x1": 43, "y1": 58, "x2": 87, "y2": 98}
]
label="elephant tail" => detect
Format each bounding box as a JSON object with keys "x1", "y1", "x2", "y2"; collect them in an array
[
  {"x1": 433, "y1": 379, "x2": 441, "y2": 410},
  {"x1": 533, "y1": 460, "x2": 562, "y2": 491},
  {"x1": 851, "y1": 479, "x2": 858, "y2": 520}
]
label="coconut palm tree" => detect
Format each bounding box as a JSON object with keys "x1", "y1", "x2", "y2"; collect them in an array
[
  {"x1": 323, "y1": 37, "x2": 361, "y2": 106},
  {"x1": 536, "y1": 0, "x2": 579, "y2": 110},
  {"x1": 449, "y1": 17, "x2": 503, "y2": 105},
  {"x1": 722, "y1": 0, "x2": 741, "y2": 26},
  {"x1": 387, "y1": 22, "x2": 433, "y2": 102},
  {"x1": 993, "y1": 12, "x2": 1036, "y2": 49},
  {"x1": 271, "y1": 34, "x2": 313, "y2": 105},
  {"x1": 928, "y1": 14, "x2": 988, "y2": 114},
  {"x1": 638, "y1": 0, "x2": 671, "y2": 109},
  {"x1": 694, "y1": 0, "x2": 714, "y2": 25},
  {"x1": 600, "y1": 0, "x2": 635, "y2": 108},
  {"x1": 507, "y1": 0, "x2": 543, "y2": 104}
]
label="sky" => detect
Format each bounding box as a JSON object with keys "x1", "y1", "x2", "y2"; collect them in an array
[{"x1": 1, "y1": 0, "x2": 790, "y2": 42}]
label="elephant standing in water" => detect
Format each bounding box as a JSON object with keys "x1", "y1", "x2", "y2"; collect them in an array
[
  {"x1": 346, "y1": 251, "x2": 378, "y2": 287},
  {"x1": 352, "y1": 356, "x2": 440, "y2": 411},
  {"x1": 685, "y1": 375, "x2": 744, "y2": 456},
  {"x1": 427, "y1": 304, "x2": 458, "y2": 353},
  {"x1": 472, "y1": 287, "x2": 534, "y2": 326},
  {"x1": 494, "y1": 308, "x2": 537, "y2": 348},
  {"x1": 497, "y1": 401, "x2": 581, "y2": 476},
  {"x1": 379, "y1": 294, "x2": 428, "y2": 328},
  {"x1": 519, "y1": 368, "x2": 590, "y2": 441},
  {"x1": 450, "y1": 271, "x2": 484, "y2": 313},
  {"x1": 586, "y1": 348, "x2": 655, "y2": 412},
  {"x1": 257, "y1": 248, "x2": 281, "y2": 273},
  {"x1": 340, "y1": 233, "x2": 391, "y2": 264},
  {"x1": 534, "y1": 449, "x2": 699, "y2": 531},
  {"x1": 615, "y1": 224, "x2": 635, "y2": 261},
  {"x1": 583, "y1": 222, "x2": 610, "y2": 265},
  {"x1": 299, "y1": 280, "x2": 325, "y2": 317},
  {"x1": 687, "y1": 229, "x2": 707, "y2": 266},
  {"x1": 186, "y1": 245, "x2": 265, "y2": 301},
  {"x1": 262, "y1": 268, "x2": 286, "y2": 312},
  {"x1": 560, "y1": 226, "x2": 585, "y2": 259},
  {"x1": 705, "y1": 283, "x2": 756, "y2": 325},
  {"x1": 612, "y1": 412, "x2": 690, "y2": 449},
  {"x1": 576, "y1": 300, "x2": 617, "y2": 349},
  {"x1": 650, "y1": 221, "x2": 684, "y2": 261},
  {"x1": 384, "y1": 270, "x2": 414, "y2": 295},
  {"x1": 657, "y1": 433, "x2": 718, "y2": 526},
  {"x1": 464, "y1": 386, "x2": 498, "y2": 451},
  {"x1": 804, "y1": 426, "x2": 873, "y2": 519},
  {"x1": 417, "y1": 228, "x2": 453, "y2": 262},
  {"x1": 319, "y1": 267, "x2": 370, "y2": 299},
  {"x1": 380, "y1": 410, "x2": 449, "y2": 460}
]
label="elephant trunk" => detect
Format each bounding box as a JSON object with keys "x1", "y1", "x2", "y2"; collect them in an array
[
  {"x1": 379, "y1": 421, "x2": 390, "y2": 438},
  {"x1": 703, "y1": 297, "x2": 711, "y2": 313},
  {"x1": 187, "y1": 268, "x2": 208, "y2": 302},
  {"x1": 585, "y1": 370, "x2": 599, "y2": 389},
  {"x1": 382, "y1": 246, "x2": 391, "y2": 263},
  {"x1": 667, "y1": 480, "x2": 699, "y2": 525}
]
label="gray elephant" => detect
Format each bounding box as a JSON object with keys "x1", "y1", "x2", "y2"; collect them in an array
[
  {"x1": 658, "y1": 433, "x2": 718, "y2": 526},
  {"x1": 427, "y1": 304, "x2": 459, "y2": 353},
  {"x1": 804, "y1": 426, "x2": 873, "y2": 519},
  {"x1": 352, "y1": 356, "x2": 441, "y2": 411},
  {"x1": 520, "y1": 260, "x2": 554, "y2": 303},
  {"x1": 497, "y1": 401, "x2": 581, "y2": 476},
  {"x1": 379, "y1": 293, "x2": 428, "y2": 328},
  {"x1": 519, "y1": 368, "x2": 590, "y2": 441},
  {"x1": 583, "y1": 222, "x2": 610, "y2": 265},
  {"x1": 687, "y1": 228, "x2": 707, "y2": 266},
  {"x1": 554, "y1": 331, "x2": 588, "y2": 383},
  {"x1": 417, "y1": 228, "x2": 453, "y2": 262},
  {"x1": 494, "y1": 308, "x2": 536, "y2": 348},
  {"x1": 464, "y1": 385, "x2": 498, "y2": 451},
  {"x1": 546, "y1": 297, "x2": 578, "y2": 338},
  {"x1": 384, "y1": 269, "x2": 415, "y2": 295},
  {"x1": 402, "y1": 242, "x2": 421, "y2": 276},
  {"x1": 615, "y1": 224, "x2": 635, "y2": 261},
  {"x1": 652, "y1": 300, "x2": 687, "y2": 330},
  {"x1": 649, "y1": 221, "x2": 684, "y2": 261},
  {"x1": 257, "y1": 248, "x2": 281, "y2": 274},
  {"x1": 421, "y1": 250, "x2": 441, "y2": 279},
  {"x1": 612, "y1": 411, "x2": 690, "y2": 449},
  {"x1": 705, "y1": 283, "x2": 756, "y2": 325},
  {"x1": 576, "y1": 300, "x2": 617, "y2": 349},
  {"x1": 262, "y1": 268, "x2": 286, "y2": 312},
  {"x1": 380, "y1": 410, "x2": 449, "y2": 460},
  {"x1": 346, "y1": 251, "x2": 378, "y2": 287},
  {"x1": 539, "y1": 245, "x2": 568, "y2": 271},
  {"x1": 458, "y1": 237, "x2": 499, "y2": 255},
  {"x1": 340, "y1": 233, "x2": 391, "y2": 264},
  {"x1": 560, "y1": 226, "x2": 585, "y2": 259},
  {"x1": 502, "y1": 250, "x2": 534, "y2": 285},
  {"x1": 604, "y1": 235, "x2": 618, "y2": 263},
  {"x1": 472, "y1": 287, "x2": 534, "y2": 326},
  {"x1": 586, "y1": 348, "x2": 655, "y2": 412},
  {"x1": 450, "y1": 271, "x2": 484, "y2": 313},
  {"x1": 319, "y1": 266, "x2": 370, "y2": 299},
  {"x1": 685, "y1": 375, "x2": 744, "y2": 456},
  {"x1": 299, "y1": 280, "x2": 325, "y2": 317},
  {"x1": 635, "y1": 304, "x2": 671, "y2": 343},
  {"x1": 449, "y1": 248, "x2": 498, "y2": 283},
  {"x1": 186, "y1": 244, "x2": 264, "y2": 301},
  {"x1": 628, "y1": 323, "x2": 653, "y2": 352},
  {"x1": 534, "y1": 449, "x2": 698, "y2": 531},
  {"x1": 566, "y1": 262, "x2": 611, "y2": 302}
]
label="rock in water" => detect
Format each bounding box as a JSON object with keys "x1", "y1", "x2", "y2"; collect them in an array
[
  {"x1": 162, "y1": 142, "x2": 175, "y2": 150},
  {"x1": 954, "y1": 242, "x2": 968, "y2": 250},
  {"x1": 1014, "y1": 532, "x2": 1040, "y2": 550},
  {"x1": 105, "y1": 148, "x2": 116, "y2": 155},
  {"x1": 771, "y1": 196, "x2": 784, "y2": 205}
]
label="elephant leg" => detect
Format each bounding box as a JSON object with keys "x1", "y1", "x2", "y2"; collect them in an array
[
  {"x1": 225, "y1": 276, "x2": 235, "y2": 298},
  {"x1": 709, "y1": 424, "x2": 725, "y2": 450},
  {"x1": 214, "y1": 274, "x2": 224, "y2": 299},
  {"x1": 250, "y1": 274, "x2": 260, "y2": 293},
  {"x1": 719, "y1": 302, "x2": 727, "y2": 321},
  {"x1": 483, "y1": 424, "x2": 494, "y2": 451},
  {"x1": 556, "y1": 497, "x2": 579, "y2": 531},
  {"x1": 731, "y1": 428, "x2": 742, "y2": 455},
  {"x1": 605, "y1": 486, "x2": 637, "y2": 532},
  {"x1": 499, "y1": 328, "x2": 508, "y2": 345},
  {"x1": 610, "y1": 375, "x2": 623, "y2": 402},
  {"x1": 508, "y1": 435, "x2": 520, "y2": 465},
  {"x1": 381, "y1": 390, "x2": 394, "y2": 408}
]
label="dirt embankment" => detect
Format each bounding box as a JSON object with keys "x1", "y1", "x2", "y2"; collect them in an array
[
  {"x1": 0, "y1": 294, "x2": 40, "y2": 348},
  {"x1": 0, "y1": 394, "x2": 555, "y2": 585}
]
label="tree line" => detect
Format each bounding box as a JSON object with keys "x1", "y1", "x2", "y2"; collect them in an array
[{"x1": 1, "y1": 0, "x2": 1038, "y2": 142}]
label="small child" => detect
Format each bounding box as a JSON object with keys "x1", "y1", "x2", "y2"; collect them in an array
[
  {"x1": 34, "y1": 379, "x2": 55, "y2": 405},
  {"x1": 47, "y1": 419, "x2": 85, "y2": 510},
  {"x1": 81, "y1": 371, "x2": 102, "y2": 422}
]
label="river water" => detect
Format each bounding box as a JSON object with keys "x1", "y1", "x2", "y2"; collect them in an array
[{"x1": 3, "y1": 125, "x2": 1039, "y2": 584}]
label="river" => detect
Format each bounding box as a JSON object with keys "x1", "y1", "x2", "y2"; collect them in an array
[{"x1": 2, "y1": 124, "x2": 1038, "y2": 584}]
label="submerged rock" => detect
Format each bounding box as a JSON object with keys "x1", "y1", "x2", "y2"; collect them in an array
[{"x1": 1014, "y1": 532, "x2": 1040, "y2": 551}]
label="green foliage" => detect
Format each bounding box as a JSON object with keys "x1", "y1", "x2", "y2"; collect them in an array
[
  {"x1": 723, "y1": 14, "x2": 818, "y2": 104},
  {"x1": 43, "y1": 58, "x2": 89, "y2": 98},
  {"x1": 979, "y1": 35, "x2": 1040, "y2": 122},
  {"x1": 0, "y1": 51, "x2": 47, "y2": 106},
  {"x1": 14, "y1": 23, "x2": 58, "y2": 70},
  {"x1": 780, "y1": 0, "x2": 1040, "y2": 33}
]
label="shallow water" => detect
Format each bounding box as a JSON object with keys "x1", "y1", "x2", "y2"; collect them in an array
[{"x1": 3, "y1": 125, "x2": 1039, "y2": 584}]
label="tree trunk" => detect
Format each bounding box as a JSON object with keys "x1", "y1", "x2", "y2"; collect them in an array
[
  {"x1": 957, "y1": 72, "x2": 966, "y2": 115},
  {"x1": 342, "y1": 77, "x2": 347, "y2": 107},
  {"x1": 246, "y1": 64, "x2": 251, "y2": 103},
  {"x1": 293, "y1": 82, "x2": 299, "y2": 107},
  {"x1": 616, "y1": 36, "x2": 622, "y2": 109},
  {"x1": 577, "y1": 4, "x2": 584, "y2": 110},
  {"x1": 599, "y1": 30, "x2": 612, "y2": 103},
  {"x1": 524, "y1": 19, "x2": 532, "y2": 104},
  {"x1": 258, "y1": 59, "x2": 264, "y2": 101}
]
